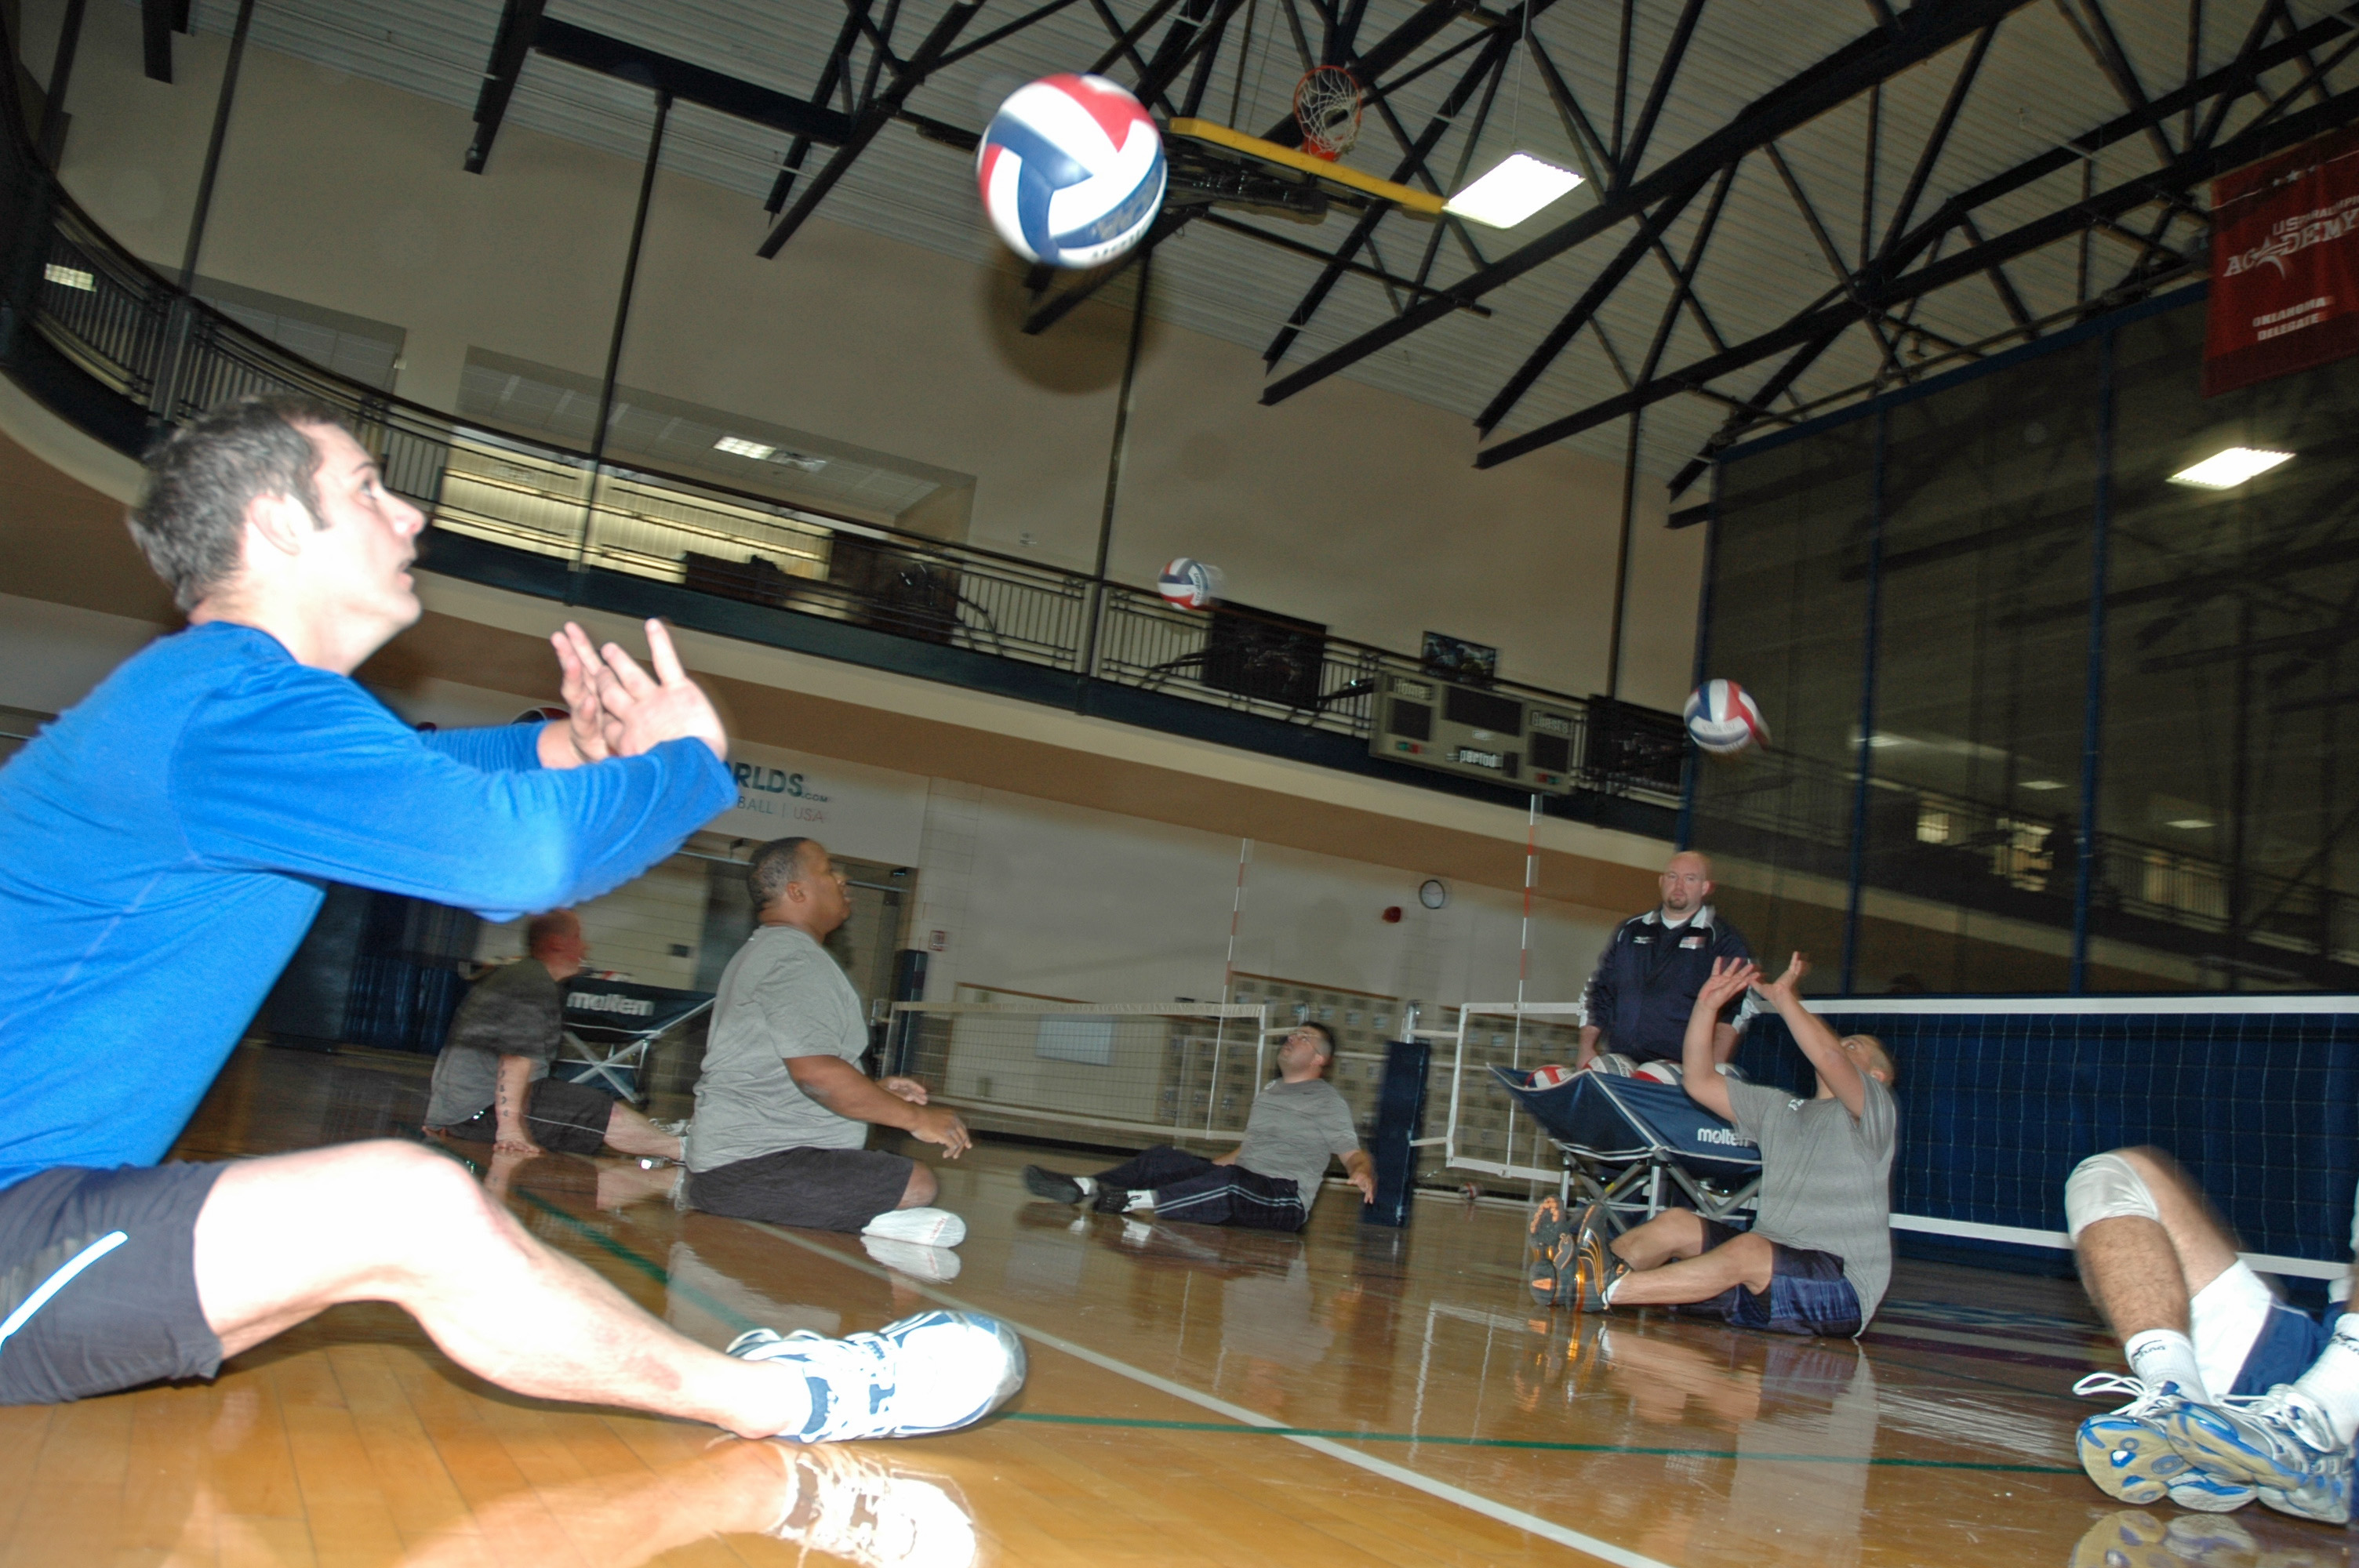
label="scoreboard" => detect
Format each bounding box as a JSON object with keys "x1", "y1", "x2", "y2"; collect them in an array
[{"x1": 1367, "y1": 668, "x2": 1579, "y2": 794}]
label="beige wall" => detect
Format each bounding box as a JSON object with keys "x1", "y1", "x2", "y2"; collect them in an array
[{"x1": 30, "y1": 0, "x2": 1703, "y2": 708}]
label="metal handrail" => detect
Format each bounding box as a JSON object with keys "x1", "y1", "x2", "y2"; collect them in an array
[{"x1": 1, "y1": 116, "x2": 1684, "y2": 807}]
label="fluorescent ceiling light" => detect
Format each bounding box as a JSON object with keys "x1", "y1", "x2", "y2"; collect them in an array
[
  {"x1": 714, "y1": 435, "x2": 776, "y2": 459},
  {"x1": 2169, "y1": 447, "x2": 2292, "y2": 489},
  {"x1": 2021, "y1": 779, "x2": 2066, "y2": 791},
  {"x1": 42, "y1": 263, "x2": 94, "y2": 291},
  {"x1": 2165, "y1": 817, "x2": 2214, "y2": 830},
  {"x1": 1445, "y1": 154, "x2": 1584, "y2": 228},
  {"x1": 1866, "y1": 732, "x2": 1906, "y2": 748}
]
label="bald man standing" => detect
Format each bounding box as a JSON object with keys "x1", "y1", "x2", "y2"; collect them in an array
[{"x1": 1576, "y1": 851, "x2": 1756, "y2": 1072}]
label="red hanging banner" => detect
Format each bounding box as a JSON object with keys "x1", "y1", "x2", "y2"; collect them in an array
[{"x1": 2204, "y1": 125, "x2": 2359, "y2": 397}]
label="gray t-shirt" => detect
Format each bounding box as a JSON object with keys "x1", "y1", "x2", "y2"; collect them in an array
[
  {"x1": 424, "y1": 960, "x2": 564, "y2": 1126},
  {"x1": 1724, "y1": 1075, "x2": 1898, "y2": 1321},
  {"x1": 1235, "y1": 1076, "x2": 1361, "y2": 1204},
  {"x1": 688, "y1": 924, "x2": 871, "y2": 1172}
]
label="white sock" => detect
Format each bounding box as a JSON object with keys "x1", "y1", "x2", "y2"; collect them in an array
[
  {"x1": 1125, "y1": 1189, "x2": 1155, "y2": 1212},
  {"x1": 1074, "y1": 1175, "x2": 1098, "y2": 1197},
  {"x1": 861, "y1": 1207, "x2": 966, "y2": 1247},
  {"x1": 2292, "y1": 1313, "x2": 2359, "y2": 1446},
  {"x1": 2125, "y1": 1328, "x2": 2211, "y2": 1400}
]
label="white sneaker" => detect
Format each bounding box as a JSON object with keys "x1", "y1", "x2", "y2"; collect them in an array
[
  {"x1": 863, "y1": 1234, "x2": 963, "y2": 1282},
  {"x1": 772, "y1": 1446, "x2": 978, "y2": 1568},
  {"x1": 2167, "y1": 1384, "x2": 2354, "y2": 1523},
  {"x1": 863, "y1": 1207, "x2": 967, "y2": 1247},
  {"x1": 729, "y1": 1310, "x2": 1025, "y2": 1442},
  {"x1": 2072, "y1": 1373, "x2": 2257, "y2": 1512}
]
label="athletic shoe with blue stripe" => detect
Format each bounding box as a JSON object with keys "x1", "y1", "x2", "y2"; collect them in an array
[
  {"x1": 729, "y1": 1310, "x2": 1027, "y2": 1443},
  {"x1": 2165, "y1": 1385, "x2": 2354, "y2": 1524},
  {"x1": 2072, "y1": 1374, "x2": 2258, "y2": 1512}
]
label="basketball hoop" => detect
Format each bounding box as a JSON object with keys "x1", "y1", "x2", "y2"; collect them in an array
[{"x1": 1293, "y1": 66, "x2": 1361, "y2": 161}]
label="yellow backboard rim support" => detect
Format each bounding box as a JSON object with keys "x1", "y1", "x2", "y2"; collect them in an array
[{"x1": 1165, "y1": 118, "x2": 1448, "y2": 218}]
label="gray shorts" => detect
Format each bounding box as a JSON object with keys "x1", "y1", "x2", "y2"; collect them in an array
[
  {"x1": 684, "y1": 1146, "x2": 914, "y2": 1232},
  {"x1": 0, "y1": 1162, "x2": 227, "y2": 1404},
  {"x1": 442, "y1": 1077, "x2": 616, "y2": 1156}
]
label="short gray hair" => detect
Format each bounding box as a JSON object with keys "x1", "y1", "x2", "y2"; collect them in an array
[{"x1": 129, "y1": 394, "x2": 344, "y2": 610}]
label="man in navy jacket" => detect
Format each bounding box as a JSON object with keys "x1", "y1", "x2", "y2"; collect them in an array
[
  {"x1": 0, "y1": 396, "x2": 1020, "y2": 1441},
  {"x1": 1576, "y1": 851, "x2": 1756, "y2": 1070}
]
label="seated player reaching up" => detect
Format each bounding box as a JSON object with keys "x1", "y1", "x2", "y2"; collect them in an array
[
  {"x1": 2066, "y1": 1147, "x2": 2359, "y2": 1523},
  {"x1": 1531, "y1": 955, "x2": 1898, "y2": 1338},
  {"x1": 423, "y1": 909, "x2": 681, "y2": 1162},
  {"x1": 682, "y1": 837, "x2": 971, "y2": 1251},
  {"x1": 1022, "y1": 1022, "x2": 1375, "y2": 1232},
  {"x1": 0, "y1": 394, "x2": 1020, "y2": 1440}
]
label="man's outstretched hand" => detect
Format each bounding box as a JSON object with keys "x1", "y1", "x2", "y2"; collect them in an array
[
  {"x1": 1696, "y1": 956, "x2": 1760, "y2": 1014},
  {"x1": 537, "y1": 622, "x2": 612, "y2": 769},
  {"x1": 909, "y1": 1105, "x2": 972, "y2": 1159},
  {"x1": 1764, "y1": 952, "x2": 1809, "y2": 1002},
  {"x1": 594, "y1": 619, "x2": 729, "y2": 761}
]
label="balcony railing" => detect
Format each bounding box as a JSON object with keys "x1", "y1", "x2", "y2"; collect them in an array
[{"x1": 0, "y1": 129, "x2": 1686, "y2": 818}]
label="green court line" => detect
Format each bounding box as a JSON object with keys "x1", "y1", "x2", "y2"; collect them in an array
[
  {"x1": 508, "y1": 1185, "x2": 2080, "y2": 1479},
  {"x1": 998, "y1": 1410, "x2": 2076, "y2": 1472}
]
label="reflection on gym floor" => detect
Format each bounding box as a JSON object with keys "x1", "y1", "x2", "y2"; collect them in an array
[{"x1": 6, "y1": 1043, "x2": 2346, "y2": 1567}]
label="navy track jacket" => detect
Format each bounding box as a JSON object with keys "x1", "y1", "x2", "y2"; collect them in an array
[{"x1": 1579, "y1": 906, "x2": 1755, "y2": 1064}]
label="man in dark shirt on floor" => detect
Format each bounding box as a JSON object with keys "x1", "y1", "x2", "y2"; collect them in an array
[{"x1": 425, "y1": 910, "x2": 681, "y2": 1161}]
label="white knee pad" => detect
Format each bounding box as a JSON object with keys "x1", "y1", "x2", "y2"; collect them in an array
[{"x1": 2065, "y1": 1151, "x2": 2161, "y2": 1243}]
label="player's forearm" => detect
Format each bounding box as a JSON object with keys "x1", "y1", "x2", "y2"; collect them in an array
[
  {"x1": 1681, "y1": 998, "x2": 1733, "y2": 1117},
  {"x1": 1342, "y1": 1149, "x2": 1372, "y2": 1178},
  {"x1": 1576, "y1": 1024, "x2": 1601, "y2": 1066},
  {"x1": 788, "y1": 1058, "x2": 921, "y2": 1130},
  {"x1": 493, "y1": 1055, "x2": 536, "y2": 1136}
]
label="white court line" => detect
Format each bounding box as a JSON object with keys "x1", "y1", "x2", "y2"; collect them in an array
[{"x1": 750, "y1": 1220, "x2": 1677, "y2": 1568}]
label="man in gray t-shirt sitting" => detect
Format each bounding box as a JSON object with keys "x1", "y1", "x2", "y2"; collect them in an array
[
  {"x1": 682, "y1": 838, "x2": 971, "y2": 1250},
  {"x1": 424, "y1": 910, "x2": 682, "y2": 1162},
  {"x1": 1532, "y1": 953, "x2": 1897, "y2": 1337},
  {"x1": 1023, "y1": 1022, "x2": 1374, "y2": 1232}
]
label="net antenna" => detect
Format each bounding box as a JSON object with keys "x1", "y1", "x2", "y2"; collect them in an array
[{"x1": 1292, "y1": 65, "x2": 1362, "y2": 161}]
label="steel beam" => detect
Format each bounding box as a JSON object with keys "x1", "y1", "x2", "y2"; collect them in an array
[
  {"x1": 757, "y1": 0, "x2": 987, "y2": 257},
  {"x1": 1658, "y1": 3, "x2": 2359, "y2": 488},
  {"x1": 140, "y1": 0, "x2": 174, "y2": 82},
  {"x1": 1261, "y1": 0, "x2": 2037, "y2": 406},
  {"x1": 1619, "y1": 0, "x2": 1710, "y2": 183},
  {"x1": 465, "y1": 0, "x2": 549, "y2": 173},
  {"x1": 1261, "y1": 9, "x2": 1539, "y2": 367},
  {"x1": 1474, "y1": 79, "x2": 2359, "y2": 467},
  {"x1": 535, "y1": 20, "x2": 852, "y2": 143},
  {"x1": 1474, "y1": 180, "x2": 1707, "y2": 434}
]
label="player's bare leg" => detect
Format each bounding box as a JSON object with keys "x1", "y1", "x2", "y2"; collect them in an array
[{"x1": 191, "y1": 1140, "x2": 1020, "y2": 1441}]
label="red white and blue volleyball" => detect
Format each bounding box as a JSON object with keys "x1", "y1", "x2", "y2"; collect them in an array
[
  {"x1": 1685, "y1": 678, "x2": 1770, "y2": 755},
  {"x1": 977, "y1": 74, "x2": 1166, "y2": 270},
  {"x1": 1158, "y1": 557, "x2": 1220, "y2": 609}
]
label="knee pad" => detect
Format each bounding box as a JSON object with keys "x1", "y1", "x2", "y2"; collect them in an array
[{"x1": 2065, "y1": 1151, "x2": 2160, "y2": 1242}]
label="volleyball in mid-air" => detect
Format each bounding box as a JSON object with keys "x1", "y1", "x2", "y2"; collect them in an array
[
  {"x1": 977, "y1": 74, "x2": 1166, "y2": 270},
  {"x1": 1157, "y1": 557, "x2": 1220, "y2": 609},
  {"x1": 1685, "y1": 678, "x2": 1770, "y2": 755}
]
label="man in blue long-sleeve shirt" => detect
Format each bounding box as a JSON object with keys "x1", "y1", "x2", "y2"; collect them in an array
[{"x1": 0, "y1": 396, "x2": 1021, "y2": 1441}]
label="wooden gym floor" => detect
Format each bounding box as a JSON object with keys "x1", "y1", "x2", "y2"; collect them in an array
[{"x1": 4, "y1": 1044, "x2": 2351, "y2": 1568}]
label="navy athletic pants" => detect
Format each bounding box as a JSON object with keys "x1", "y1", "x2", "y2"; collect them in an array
[{"x1": 1091, "y1": 1145, "x2": 1308, "y2": 1232}]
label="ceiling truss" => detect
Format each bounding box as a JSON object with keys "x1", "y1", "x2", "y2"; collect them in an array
[{"x1": 425, "y1": 0, "x2": 2359, "y2": 491}]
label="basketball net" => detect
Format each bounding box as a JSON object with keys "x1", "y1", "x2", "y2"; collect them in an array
[{"x1": 1293, "y1": 66, "x2": 1361, "y2": 161}]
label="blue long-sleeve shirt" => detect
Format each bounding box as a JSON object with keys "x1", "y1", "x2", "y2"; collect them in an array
[{"x1": 0, "y1": 622, "x2": 735, "y2": 1190}]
